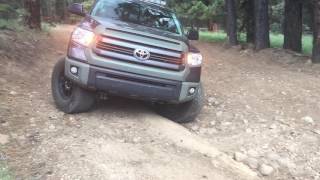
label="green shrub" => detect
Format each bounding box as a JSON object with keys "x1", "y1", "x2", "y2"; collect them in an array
[
  {"x1": 83, "y1": 0, "x2": 95, "y2": 11},
  {"x1": 0, "y1": 19, "x2": 23, "y2": 31},
  {"x1": 0, "y1": 3, "x2": 16, "y2": 20},
  {"x1": 0, "y1": 3, "x2": 25, "y2": 31}
]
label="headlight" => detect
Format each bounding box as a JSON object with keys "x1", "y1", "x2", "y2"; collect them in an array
[
  {"x1": 71, "y1": 27, "x2": 95, "y2": 47},
  {"x1": 68, "y1": 27, "x2": 95, "y2": 61},
  {"x1": 187, "y1": 53, "x2": 202, "y2": 67},
  {"x1": 68, "y1": 42, "x2": 87, "y2": 61}
]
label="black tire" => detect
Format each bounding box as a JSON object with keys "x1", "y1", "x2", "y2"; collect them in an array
[
  {"x1": 51, "y1": 58, "x2": 95, "y2": 114},
  {"x1": 155, "y1": 84, "x2": 204, "y2": 123}
]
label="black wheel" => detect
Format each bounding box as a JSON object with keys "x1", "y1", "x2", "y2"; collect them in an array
[
  {"x1": 51, "y1": 58, "x2": 95, "y2": 114},
  {"x1": 155, "y1": 84, "x2": 204, "y2": 123}
]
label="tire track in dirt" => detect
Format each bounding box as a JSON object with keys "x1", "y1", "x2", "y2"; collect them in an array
[{"x1": 0, "y1": 25, "x2": 258, "y2": 180}]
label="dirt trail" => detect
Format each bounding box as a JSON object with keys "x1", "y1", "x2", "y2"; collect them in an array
[
  {"x1": 188, "y1": 42, "x2": 320, "y2": 179},
  {"x1": 0, "y1": 26, "x2": 257, "y2": 180},
  {"x1": 2, "y1": 24, "x2": 320, "y2": 180}
]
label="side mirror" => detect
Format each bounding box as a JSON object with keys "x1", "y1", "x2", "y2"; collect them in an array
[
  {"x1": 187, "y1": 29, "x2": 199, "y2": 40},
  {"x1": 68, "y1": 3, "x2": 85, "y2": 17}
]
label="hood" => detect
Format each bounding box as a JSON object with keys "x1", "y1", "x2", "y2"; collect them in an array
[{"x1": 93, "y1": 17, "x2": 189, "y2": 44}]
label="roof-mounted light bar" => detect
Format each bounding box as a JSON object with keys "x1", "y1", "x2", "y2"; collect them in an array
[{"x1": 140, "y1": 0, "x2": 167, "y2": 6}]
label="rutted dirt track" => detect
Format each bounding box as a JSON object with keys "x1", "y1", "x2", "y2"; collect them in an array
[
  {"x1": 0, "y1": 25, "x2": 320, "y2": 180},
  {"x1": 0, "y1": 26, "x2": 256, "y2": 180}
]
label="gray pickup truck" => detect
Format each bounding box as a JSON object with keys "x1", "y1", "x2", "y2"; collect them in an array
[{"x1": 51, "y1": 0, "x2": 204, "y2": 123}]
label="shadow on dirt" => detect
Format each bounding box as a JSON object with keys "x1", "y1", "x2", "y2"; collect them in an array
[
  {"x1": 96, "y1": 97, "x2": 148, "y2": 110},
  {"x1": 87, "y1": 96, "x2": 158, "y2": 120}
]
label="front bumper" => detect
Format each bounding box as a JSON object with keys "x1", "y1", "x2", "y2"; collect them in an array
[{"x1": 65, "y1": 58, "x2": 200, "y2": 103}]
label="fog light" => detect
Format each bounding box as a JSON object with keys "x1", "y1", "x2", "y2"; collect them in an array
[
  {"x1": 189, "y1": 87, "x2": 196, "y2": 95},
  {"x1": 70, "y1": 66, "x2": 78, "y2": 75}
]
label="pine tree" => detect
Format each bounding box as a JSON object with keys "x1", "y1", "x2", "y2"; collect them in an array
[
  {"x1": 226, "y1": 0, "x2": 238, "y2": 45},
  {"x1": 254, "y1": 0, "x2": 270, "y2": 50},
  {"x1": 312, "y1": 0, "x2": 320, "y2": 63},
  {"x1": 24, "y1": 0, "x2": 41, "y2": 29},
  {"x1": 283, "y1": 0, "x2": 303, "y2": 52},
  {"x1": 244, "y1": 0, "x2": 255, "y2": 43}
]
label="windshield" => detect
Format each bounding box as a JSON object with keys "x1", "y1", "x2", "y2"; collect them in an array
[{"x1": 91, "y1": 0, "x2": 182, "y2": 34}]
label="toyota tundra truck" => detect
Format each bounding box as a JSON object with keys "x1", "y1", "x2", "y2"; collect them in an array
[{"x1": 51, "y1": 0, "x2": 204, "y2": 123}]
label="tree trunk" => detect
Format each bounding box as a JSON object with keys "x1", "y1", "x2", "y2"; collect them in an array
[
  {"x1": 245, "y1": 0, "x2": 255, "y2": 43},
  {"x1": 283, "y1": 0, "x2": 303, "y2": 52},
  {"x1": 24, "y1": 0, "x2": 41, "y2": 29},
  {"x1": 312, "y1": 0, "x2": 320, "y2": 63},
  {"x1": 226, "y1": 0, "x2": 238, "y2": 45},
  {"x1": 56, "y1": 0, "x2": 67, "y2": 22},
  {"x1": 254, "y1": 0, "x2": 270, "y2": 50},
  {"x1": 207, "y1": 20, "x2": 213, "y2": 31}
]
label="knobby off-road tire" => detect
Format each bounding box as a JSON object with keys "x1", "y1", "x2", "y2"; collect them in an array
[
  {"x1": 155, "y1": 84, "x2": 204, "y2": 123},
  {"x1": 51, "y1": 59, "x2": 95, "y2": 114}
]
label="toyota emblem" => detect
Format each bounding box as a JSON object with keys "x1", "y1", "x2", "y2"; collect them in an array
[{"x1": 133, "y1": 48, "x2": 150, "y2": 61}]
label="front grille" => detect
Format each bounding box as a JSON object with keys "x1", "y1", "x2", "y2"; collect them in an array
[
  {"x1": 97, "y1": 42, "x2": 133, "y2": 56},
  {"x1": 150, "y1": 53, "x2": 183, "y2": 65},
  {"x1": 94, "y1": 35, "x2": 184, "y2": 70}
]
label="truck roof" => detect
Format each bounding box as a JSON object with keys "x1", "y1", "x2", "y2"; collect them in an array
[{"x1": 94, "y1": 0, "x2": 170, "y2": 11}]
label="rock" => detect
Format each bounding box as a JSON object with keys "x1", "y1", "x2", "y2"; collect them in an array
[
  {"x1": 18, "y1": 135, "x2": 26, "y2": 141},
  {"x1": 269, "y1": 124, "x2": 277, "y2": 129},
  {"x1": 133, "y1": 137, "x2": 141, "y2": 143},
  {"x1": 266, "y1": 152, "x2": 281, "y2": 161},
  {"x1": 305, "y1": 59, "x2": 313, "y2": 65},
  {"x1": 245, "y1": 157, "x2": 259, "y2": 169},
  {"x1": 216, "y1": 111, "x2": 223, "y2": 117},
  {"x1": 210, "y1": 121, "x2": 216, "y2": 126},
  {"x1": 261, "y1": 144, "x2": 269, "y2": 149},
  {"x1": 246, "y1": 128, "x2": 253, "y2": 133},
  {"x1": 280, "y1": 91, "x2": 287, "y2": 95},
  {"x1": 69, "y1": 116, "x2": 75, "y2": 121},
  {"x1": 208, "y1": 97, "x2": 216, "y2": 103},
  {"x1": 259, "y1": 164, "x2": 274, "y2": 176},
  {"x1": 234, "y1": 152, "x2": 247, "y2": 162},
  {"x1": 247, "y1": 150, "x2": 259, "y2": 158},
  {"x1": 118, "y1": 139, "x2": 125, "y2": 143},
  {"x1": 302, "y1": 116, "x2": 314, "y2": 124},
  {"x1": 49, "y1": 125, "x2": 55, "y2": 130},
  {"x1": 1, "y1": 121, "x2": 9, "y2": 127},
  {"x1": 9, "y1": 91, "x2": 17, "y2": 95},
  {"x1": 221, "y1": 122, "x2": 232, "y2": 126},
  {"x1": 30, "y1": 117, "x2": 35, "y2": 123},
  {"x1": 208, "y1": 97, "x2": 219, "y2": 106},
  {"x1": 49, "y1": 114, "x2": 58, "y2": 120},
  {"x1": 277, "y1": 157, "x2": 296, "y2": 169},
  {"x1": 313, "y1": 129, "x2": 320, "y2": 135},
  {"x1": 191, "y1": 125, "x2": 199, "y2": 131},
  {"x1": 0, "y1": 134, "x2": 9, "y2": 145},
  {"x1": 10, "y1": 133, "x2": 18, "y2": 139}
]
